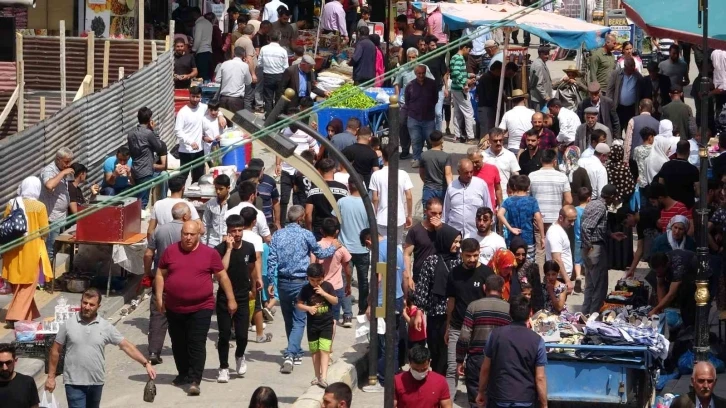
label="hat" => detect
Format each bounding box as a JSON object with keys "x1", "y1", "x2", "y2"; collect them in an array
[
  {"x1": 587, "y1": 81, "x2": 601, "y2": 93},
  {"x1": 670, "y1": 84, "x2": 683, "y2": 93},
  {"x1": 584, "y1": 106, "x2": 599, "y2": 115},
  {"x1": 595, "y1": 143, "x2": 610, "y2": 154},
  {"x1": 484, "y1": 39, "x2": 497, "y2": 48},
  {"x1": 510, "y1": 89, "x2": 527, "y2": 99},
  {"x1": 301, "y1": 54, "x2": 316, "y2": 65},
  {"x1": 563, "y1": 64, "x2": 579, "y2": 73}
]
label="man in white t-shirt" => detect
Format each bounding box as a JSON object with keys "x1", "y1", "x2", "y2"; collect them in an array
[
  {"x1": 175, "y1": 86, "x2": 208, "y2": 183},
  {"x1": 147, "y1": 174, "x2": 203, "y2": 240},
  {"x1": 473, "y1": 206, "x2": 506, "y2": 265},
  {"x1": 483, "y1": 128, "x2": 520, "y2": 199},
  {"x1": 227, "y1": 180, "x2": 271, "y2": 242},
  {"x1": 545, "y1": 205, "x2": 577, "y2": 293},
  {"x1": 498, "y1": 91, "x2": 534, "y2": 153},
  {"x1": 369, "y1": 145, "x2": 414, "y2": 245}
]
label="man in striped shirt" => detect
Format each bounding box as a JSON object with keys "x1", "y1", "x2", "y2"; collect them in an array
[
  {"x1": 450, "y1": 42, "x2": 476, "y2": 143},
  {"x1": 455, "y1": 274, "x2": 511, "y2": 408}
]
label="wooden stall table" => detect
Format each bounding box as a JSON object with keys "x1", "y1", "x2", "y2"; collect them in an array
[{"x1": 53, "y1": 232, "x2": 147, "y2": 298}]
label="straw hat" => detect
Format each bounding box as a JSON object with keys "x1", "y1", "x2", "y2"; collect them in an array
[
  {"x1": 510, "y1": 89, "x2": 527, "y2": 100},
  {"x1": 563, "y1": 65, "x2": 580, "y2": 74}
]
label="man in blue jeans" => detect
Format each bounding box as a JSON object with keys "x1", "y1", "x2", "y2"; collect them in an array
[
  {"x1": 46, "y1": 288, "x2": 155, "y2": 408},
  {"x1": 405, "y1": 64, "x2": 438, "y2": 169},
  {"x1": 336, "y1": 183, "x2": 370, "y2": 315},
  {"x1": 127, "y1": 106, "x2": 166, "y2": 209},
  {"x1": 268, "y1": 205, "x2": 340, "y2": 374}
]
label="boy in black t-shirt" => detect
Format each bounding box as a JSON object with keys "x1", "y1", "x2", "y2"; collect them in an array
[
  {"x1": 297, "y1": 264, "x2": 338, "y2": 388},
  {"x1": 214, "y1": 215, "x2": 258, "y2": 383}
]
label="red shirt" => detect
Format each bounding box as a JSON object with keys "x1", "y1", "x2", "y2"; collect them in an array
[
  {"x1": 407, "y1": 306, "x2": 427, "y2": 342},
  {"x1": 475, "y1": 163, "x2": 501, "y2": 207},
  {"x1": 394, "y1": 371, "x2": 450, "y2": 408},
  {"x1": 159, "y1": 242, "x2": 224, "y2": 314},
  {"x1": 657, "y1": 201, "x2": 692, "y2": 233}
]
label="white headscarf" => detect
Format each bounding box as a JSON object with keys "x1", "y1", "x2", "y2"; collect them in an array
[
  {"x1": 657, "y1": 119, "x2": 679, "y2": 156},
  {"x1": 13, "y1": 176, "x2": 42, "y2": 227},
  {"x1": 645, "y1": 136, "x2": 671, "y2": 184},
  {"x1": 666, "y1": 215, "x2": 690, "y2": 250}
]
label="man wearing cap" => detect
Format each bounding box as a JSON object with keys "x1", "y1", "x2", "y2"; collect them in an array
[
  {"x1": 498, "y1": 89, "x2": 534, "y2": 153},
  {"x1": 577, "y1": 81, "x2": 620, "y2": 137},
  {"x1": 580, "y1": 184, "x2": 627, "y2": 315},
  {"x1": 662, "y1": 85, "x2": 694, "y2": 140},
  {"x1": 485, "y1": 40, "x2": 503, "y2": 71},
  {"x1": 553, "y1": 65, "x2": 587, "y2": 109},
  {"x1": 279, "y1": 54, "x2": 327, "y2": 106},
  {"x1": 576, "y1": 106, "x2": 611, "y2": 153},
  {"x1": 588, "y1": 33, "x2": 617, "y2": 94},
  {"x1": 643, "y1": 61, "x2": 673, "y2": 119},
  {"x1": 546, "y1": 99, "x2": 581, "y2": 145},
  {"x1": 529, "y1": 46, "x2": 553, "y2": 112},
  {"x1": 607, "y1": 56, "x2": 644, "y2": 138},
  {"x1": 578, "y1": 143, "x2": 610, "y2": 200}
]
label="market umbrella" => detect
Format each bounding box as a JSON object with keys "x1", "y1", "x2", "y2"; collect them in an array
[
  {"x1": 412, "y1": 2, "x2": 610, "y2": 50},
  {"x1": 622, "y1": 0, "x2": 726, "y2": 50}
]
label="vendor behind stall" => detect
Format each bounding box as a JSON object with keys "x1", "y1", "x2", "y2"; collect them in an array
[
  {"x1": 173, "y1": 38, "x2": 198, "y2": 89},
  {"x1": 647, "y1": 250, "x2": 696, "y2": 330}
]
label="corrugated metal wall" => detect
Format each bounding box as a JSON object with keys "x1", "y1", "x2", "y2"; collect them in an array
[
  {"x1": 0, "y1": 62, "x2": 18, "y2": 136},
  {"x1": 0, "y1": 50, "x2": 175, "y2": 202}
]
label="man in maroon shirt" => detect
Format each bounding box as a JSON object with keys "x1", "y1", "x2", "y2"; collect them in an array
[
  {"x1": 155, "y1": 221, "x2": 237, "y2": 396},
  {"x1": 394, "y1": 346, "x2": 452, "y2": 408}
]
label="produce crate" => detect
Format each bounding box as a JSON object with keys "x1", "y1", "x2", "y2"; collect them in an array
[
  {"x1": 13, "y1": 334, "x2": 65, "y2": 375},
  {"x1": 316, "y1": 103, "x2": 389, "y2": 138}
]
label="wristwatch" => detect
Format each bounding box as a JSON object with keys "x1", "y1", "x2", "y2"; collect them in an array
[{"x1": 142, "y1": 360, "x2": 151, "y2": 367}]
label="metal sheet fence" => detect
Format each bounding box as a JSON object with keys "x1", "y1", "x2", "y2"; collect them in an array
[{"x1": 0, "y1": 50, "x2": 174, "y2": 202}]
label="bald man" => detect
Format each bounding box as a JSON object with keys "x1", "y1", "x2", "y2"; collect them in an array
[
  {"x1": 545, "y1": 205, "x2": 577, "y2": 293},
  {"x1": 443, "y1": 159, "x2": 492, "y2": 239},
  {"x1": 155, "y1": 220, "x2": 237, "y2": 396},
  {"x1": 671, "y1": 361, "x2": 726, "y2": 408}
]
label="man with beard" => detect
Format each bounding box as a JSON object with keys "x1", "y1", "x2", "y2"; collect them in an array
[
  {"x1": 588, "y1": 33, "x2": 617, "y2": 93},
  {"x1": 46, "y1": 289, "x2": 156, "y2": 407},
  {"x1": 271, "y1": 8, "x2": 298, "y2": 50},
  {"x1": 469, "y1": 148, "x2": 502, "y2": 210},
  {"x1": 472, "y1": 207, "x2": 505, "y2": 265},
  {"x1": 444, "y1": 159, "x2": 491, "y2": 239},
  {"x1": 517, "y1": 129, "x2": 544, "y2": 176},
  {"x1": 404, "y1": 198, "x2": 444, "y2": 285},
  {"x1": 175, "y1": 86, "x2": 207, "y2": 183},
  {"x1": 445, "y1": 238, "x2": 493, "y2": 399},
  {"x1": 518, "y1": 112, "x2": 557, "y2": 155},
  {"x1": 173, "y1": 38, "x2": 198, "y2": 89},
  {"x1": 394, "y1": 346, "x2": 452, "y2": 408},
  {"x1": 576, "y1": 107, "x2": 612, "y2": 153},
  {"x1": 0, "y1": 343, "x2": 39, "y2": 408},
  {"x1": 577, "y1": 82, "x2": 620, "y2": 137}
]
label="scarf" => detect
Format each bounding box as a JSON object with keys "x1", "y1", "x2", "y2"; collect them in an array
[
  {"x1": 560, "y1": 145, "x2": 581, "y2": 182},
  {"x1": 657, "y1": 119, "x2": 679, "y2": 157},
  {"x1": 606, "y1": 144, "x2": 635, "y2": 203},
  {"x1": 431, "y1": 224, "x2": 461, "y2": 297},
  {"x1": 645, "y1": 136, "x2": 672, "y2": 184},
  {"x1": 488, "y1": 249, "x2": 517, "y2": 301},
  {"x1": 666, "y1": 215, "x2": 690, "y2": 250},
  {"x1": 13, "y1": 176, "x2": 42, "y2": 232}
]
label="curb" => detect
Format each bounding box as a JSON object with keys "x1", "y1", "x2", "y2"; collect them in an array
[{"x1": 292, "y1": 342, "x2": 369, "y2": 408}]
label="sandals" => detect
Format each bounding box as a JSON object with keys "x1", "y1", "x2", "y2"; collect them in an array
[
  {"x1": 317, "y1": 379, "x2": 328, "y2": 389},
  {"x1": 256, "y1": 333, "x2": 273, "y2": 343},
  {"x1": 311, "y1": 377, "x2": 319, "y2": 386}
]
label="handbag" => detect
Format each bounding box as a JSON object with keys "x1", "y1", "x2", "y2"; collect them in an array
[
  {"x1": 143, "y1": 379, "x2": 157, "y2": 403},
  {"x1": 0, "y1": 199, "x2": 27, "y2": 245}
]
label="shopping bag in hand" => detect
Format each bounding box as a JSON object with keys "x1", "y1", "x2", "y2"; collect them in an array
[
  {"x1": 143, "y1": 379, "x2": 157, "y2": 402},
  {"x1": 40, "y1": 391, "x2": 59, "y2": 408}
]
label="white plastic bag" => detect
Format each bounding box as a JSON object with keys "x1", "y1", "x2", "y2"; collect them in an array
[
  {"x1": 355, "y1": 315, "x2": 370, "y2": 344},
  {"x1": 40, "y1": 391, "x2": 59, "y2": 408}
]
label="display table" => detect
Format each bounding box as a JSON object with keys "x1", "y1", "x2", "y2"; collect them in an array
[{"x1": 54, "y1": 232, "x2": 147, "y2": 297}]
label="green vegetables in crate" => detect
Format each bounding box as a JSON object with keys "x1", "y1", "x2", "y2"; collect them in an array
[{"x1": 327, "y1": 84, "x2": 376, "y2": 109}]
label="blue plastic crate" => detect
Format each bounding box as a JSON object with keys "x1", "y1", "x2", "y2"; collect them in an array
[{"x1": 315, "y1": 102, "x2": 389, "y2": 137}]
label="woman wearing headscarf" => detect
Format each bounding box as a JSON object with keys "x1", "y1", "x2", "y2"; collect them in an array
[
  {"x1": 2, "y1": 177, "x2": 53, "y2": 327},
  {"x1": 488, "y1": 249, "x2": 521, "y2": 301},
  {"x1": 317, "y1": 118, "x2": 344, "y2": 160},
  {"x1": 508, "y1": 237, "x2": 544, "y2": 310},
  {"x1": 645, "y1": 136, "x2": 672, "y2": 185},
  {"x1": 656, "y1": 119, "x2": 679, "y2": 158},
  {"x1": 369, "y1": 34, "x2": 386, "y2": 88},
  {"x1": 651, "y1": 215, "x2": 696, "y2": 256},
  {"x1": 559, "y1": 146, "x2": 592, "y2": 206},
  {"x1": 604, "y1": 144, "x2": 637, "y2": 271},
  {"x1": 606, "y1": 145, "x2": 636, "y2": 206},
  {"x1": 413, "y1": 224, "x2": 461, "y2": 375}
]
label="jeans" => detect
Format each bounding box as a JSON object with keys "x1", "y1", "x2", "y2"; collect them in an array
[
  {"x1": 278, "y1": 278, "x2": 307, "y2": 358},
  {"x1": 465, "y1": 354, "x2": 485, "y2": 407},
  {"x1": 446, "y1": 326, "x2": 462, "y2": 398},
  {"x1": 263, "y1": 73, "x2": 283, "y2": 115},
  {"x1": 65, "y1": 384, "x2": 104, "y2": 408},
  {"x1": 148, "y1": 290, "x2": 168, "y2": 355},
  {"x1": 100, "y1": 185, "x2": 131, "y2": 197},
  {"x1": 279, "y1": 172, "x2": 294, "y2": 225},
  {"x1": 134, "y1": 175, "x2": 153, "y2": 209},
  {"x1": 45, "y1": 225, "x2": 61, "y2": 264},
  {"x1": 377, "y1": 297, "x2": 404, "y2": 385},
  {"x1": 332, "y1": 286, "x2": 352, "y2": 321},
  {"x1": 178, "y1": 151, "x2": 205, "y2": 184},
  {"x1": 582, "y1": 244, "x2": 608, "y2": 315},
  {"x1": 350, "y1": 253, "x2": 370, "y2": 314},
  {"x1": 166, "y1": 308, "x2": 213, "y2": 384},
  {"x1": 217, "y1": 297, "x2": 250, "y2": 369},
  {"x1": 195, "y1": 52, "x2": 213, "y2": 81},
  {"x1": 422, "y1": 187, "x2": 445, "y2": 208},
  {"x1": 435, "y1": 89, "x2": 444, "y2": 132},
  {"x1": 407, "y1": 117, "x2": 435, "y2": 161}
]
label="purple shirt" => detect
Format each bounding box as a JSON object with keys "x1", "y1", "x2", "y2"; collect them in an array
[
  {"x1": 519, "y1": 128, "x2": 558, "y2": 151},
  {"x1": 320, "y1": 0, "x2": 347, "y2": 37},
  {"x1": 404, "y1": 77, "x2": 438, "y2": 121}
]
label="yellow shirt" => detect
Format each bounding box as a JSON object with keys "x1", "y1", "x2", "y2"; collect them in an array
[{"x1": 2, "y1": 199, "x2": 53, "y2": 284}]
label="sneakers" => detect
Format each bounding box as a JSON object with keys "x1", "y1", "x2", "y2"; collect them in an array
[
  {"x1": 342, "y1": 316, "x2": 353, "y2": 328},
  {"x1": 148, "y1": 353, "x2": 163, "y2": 365},
  {"x1": 281, "y1": 357, "x2": 294, "y2": 374},
  {"x1": 262, "y1": 307, "x2": 274, "y2": 322},
  {"x1": 217, "y1": 369, "x2": 230, "y2": 383},
  {"x1": 293, "y1": 356, "x2": 303, "y2": 365},
  {"x1": 410, "y1": 159, "x2": 420, "y2": 168},
  {"x1": 236, "y1": 357, "x2": 247, "y2": 377},
  {"x1": 256, "y1": 333, "x2": 273, "y2": 343},
  {"x1": 249, "y1": 322, "x2": 267, "y2": 332},
  {"x1": 187, "y1": 382, "x2": 201, "y2": 396}
]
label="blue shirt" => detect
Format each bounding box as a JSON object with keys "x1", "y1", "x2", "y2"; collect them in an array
[
  {"x1": 377, "y1": 238, "x2": 404, "y2": 305},
  {"x1": 257, "y1": 174, "x2": 280, "y2": 224},
  {"x1": 619, "y1": 73, "x2": 637, "y2": 106},
  {"x1": 102, "y1": 156, "x2": 133, "y2": 188},
  {"x1": 501, "y1": 196, "x2": 540, "y2": 246},
  {"x1": 298, "y1": 67, "x2": 307, "y2": 97},
  {"x1": 337, "y1": 196, "x2": 369, "y2": 254},
  {"x1": 574, "y1": 206, "x2": 584, "y2": 246},
  {"x1": 267, "y1": 223, "x2": 336, "y2": 280}
]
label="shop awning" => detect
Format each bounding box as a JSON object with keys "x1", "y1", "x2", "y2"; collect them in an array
[
  {"x1": 622, "y1": 0, "x2": 726, "y2": 50},
  {"x1": 412, "y1": 2, "x2": 610, "y2": 50}
]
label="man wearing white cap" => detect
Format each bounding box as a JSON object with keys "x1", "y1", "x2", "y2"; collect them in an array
[
  {"x1": 484, "y1": 40, "x2": 503, "y2": 71},
  {"x1": 575, "y1": 106, "x2": 612, "y2": 153},
  {"x1": 577, "y1": 143, "x2": 610, "y2": 200},
  {"x1": 279, "y1": 54, "x2": 328, "y2": 106}
]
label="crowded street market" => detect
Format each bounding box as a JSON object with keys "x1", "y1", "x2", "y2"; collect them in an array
[{"x1": 1, "y1": 0, "x2": 726, "y2": 406}]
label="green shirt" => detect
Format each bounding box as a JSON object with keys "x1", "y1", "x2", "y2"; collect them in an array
[
  {"x1": 450, "y1": 53, "x2": 468, "y2": 91},
  {"x1": 588, "y1": 47, "x2": 615, "y2": 90}
]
